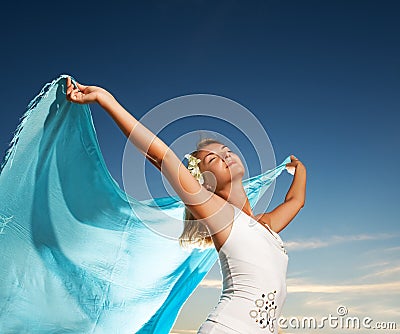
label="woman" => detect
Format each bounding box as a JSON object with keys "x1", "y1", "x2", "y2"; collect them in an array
[{"x1": 66, "y1": 76, "x2": 307, "y2": 334}]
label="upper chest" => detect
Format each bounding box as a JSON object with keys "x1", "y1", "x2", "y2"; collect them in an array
[{"x1": 212, "y1": 211, "x2": 278, "y2": 253}]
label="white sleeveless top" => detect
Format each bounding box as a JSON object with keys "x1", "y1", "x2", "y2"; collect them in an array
[{"x1": 204, "y1": 204, "x2": 289, "y2": 334}]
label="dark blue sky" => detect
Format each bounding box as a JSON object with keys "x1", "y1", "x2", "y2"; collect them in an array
[
  {"x1": 1, "y1": 0, "x2": 399, "y2": 223},
  {"x1": 1, "y1": 1, "x2": 400, "y2": 331},
  {"x1": 2, "y1": 0, "x2": 399, "y2": 226}
]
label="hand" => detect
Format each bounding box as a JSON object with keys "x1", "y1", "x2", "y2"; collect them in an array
[
  {"x1": 285, "y1": 155, "x2": 303, "y2": 175},
  {"x1": 66, "y1": 76, "x2": 105, "y2": 104}
]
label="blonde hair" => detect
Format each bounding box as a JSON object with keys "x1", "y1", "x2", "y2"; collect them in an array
[{"x1": 178, "y1": 137, "x2": 224, "y2": 250}]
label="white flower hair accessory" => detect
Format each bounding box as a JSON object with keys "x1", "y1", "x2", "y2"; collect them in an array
[{"x1": 184, "y1": 153, "x2": 204, "y2": 185}]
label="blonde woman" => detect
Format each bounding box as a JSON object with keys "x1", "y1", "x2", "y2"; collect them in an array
[{"x1": 66, "y1": 76, "x2": 306, "y2": 334}]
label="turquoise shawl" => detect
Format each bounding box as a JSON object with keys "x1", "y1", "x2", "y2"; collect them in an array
[{"x1": 0, "y1": 74, "x2": 291, "y2": 333}]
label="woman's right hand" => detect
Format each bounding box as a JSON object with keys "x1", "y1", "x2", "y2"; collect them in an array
[{"x1": 66, "y1": 76, "x2": 107, "y2": 104}]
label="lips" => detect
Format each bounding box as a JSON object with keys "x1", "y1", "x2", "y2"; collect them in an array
[{"x1": 226, "y1": 161, "x2": 236, "y2": 167}]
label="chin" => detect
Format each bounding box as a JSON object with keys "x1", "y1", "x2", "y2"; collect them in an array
[{"x1": 230, "y1": 169, "x2": 245, "y2": 181}]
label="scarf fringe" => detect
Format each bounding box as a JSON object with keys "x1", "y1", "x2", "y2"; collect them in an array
[{"x1": 0, "y1": 74, "x2": 76, "y2": 176}]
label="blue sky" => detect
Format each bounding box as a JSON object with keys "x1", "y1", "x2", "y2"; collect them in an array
[{"x1": 1, "y1": 1, "x2": 399, "y2": 333}]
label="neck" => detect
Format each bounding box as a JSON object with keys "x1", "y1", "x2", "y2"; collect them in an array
[{"x1": 217, "y1": 178, "x2": 254, "y2": 217}]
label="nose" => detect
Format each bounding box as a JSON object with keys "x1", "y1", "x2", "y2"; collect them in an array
[{"x1": 223, "y1": 150, "x2": 232, "y2": 162}]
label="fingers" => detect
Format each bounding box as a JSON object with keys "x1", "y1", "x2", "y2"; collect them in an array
[
  {"x1": 75, "y1": 81, "x2": 86, "y2": 91},
  {"x1": 69, "y1": 91, "x2": 81, "y2": 103},
  {"x1": 66, "y1": 76, "x2": 74, "y2": 94},
  {"x1": 286, "y1": 155, "x2": 300, "y2": 168},
  {"x1": 66, "y1": 83, "x2": 77, "y2": 102},
  {"x1": 66, "y1": 87, "x2": 75, "y2": 101},
  {"x1": 66, "y1": 76, "x2": 79, "y2": 90},
  {"x1": 66, "y1": 76, "x2": 80, "y2": 102}
]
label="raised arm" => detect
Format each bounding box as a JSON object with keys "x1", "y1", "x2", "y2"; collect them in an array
[
  {"x1": 65, "y1": 76, "x2": 233, "y2": 231},
  {"x1": 256, "y1": 156, "x2": 306, "y2": 233}
]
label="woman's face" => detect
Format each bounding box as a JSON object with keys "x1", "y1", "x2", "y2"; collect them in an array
[{"x1": 197, "y1": 143, "x2": 245, "y2": 191}]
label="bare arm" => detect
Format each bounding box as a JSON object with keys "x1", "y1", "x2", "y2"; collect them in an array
[
  {"x1": 96, "y1": 90, "x2": 169, "y2": 172},
  {"x1": 284, "y1": 158, "x2": 306, "y2": 204},
  {"x1": 256, "y1": 158, "x2": 306, "y2": 233},
  {"x1": 65, "y1": 77, "x2": 233, "y2": 231}
]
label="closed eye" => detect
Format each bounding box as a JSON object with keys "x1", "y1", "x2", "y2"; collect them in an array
[{"x1": 207, "y1": 148, "x2": 233, "y2": 163}]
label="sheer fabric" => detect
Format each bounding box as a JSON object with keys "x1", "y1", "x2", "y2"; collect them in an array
[{"x1": 0, "y1": 75, "x2": 291, "y2": 333}]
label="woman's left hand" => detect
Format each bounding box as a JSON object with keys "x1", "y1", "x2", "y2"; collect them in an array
[{"x1": 285, "y1": 155, "x2": 303, "y2": 175}]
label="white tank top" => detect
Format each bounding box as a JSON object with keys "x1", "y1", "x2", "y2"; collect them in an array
[{"x1": 205, "y1": 204, "x2": 289, "y2": 334}]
